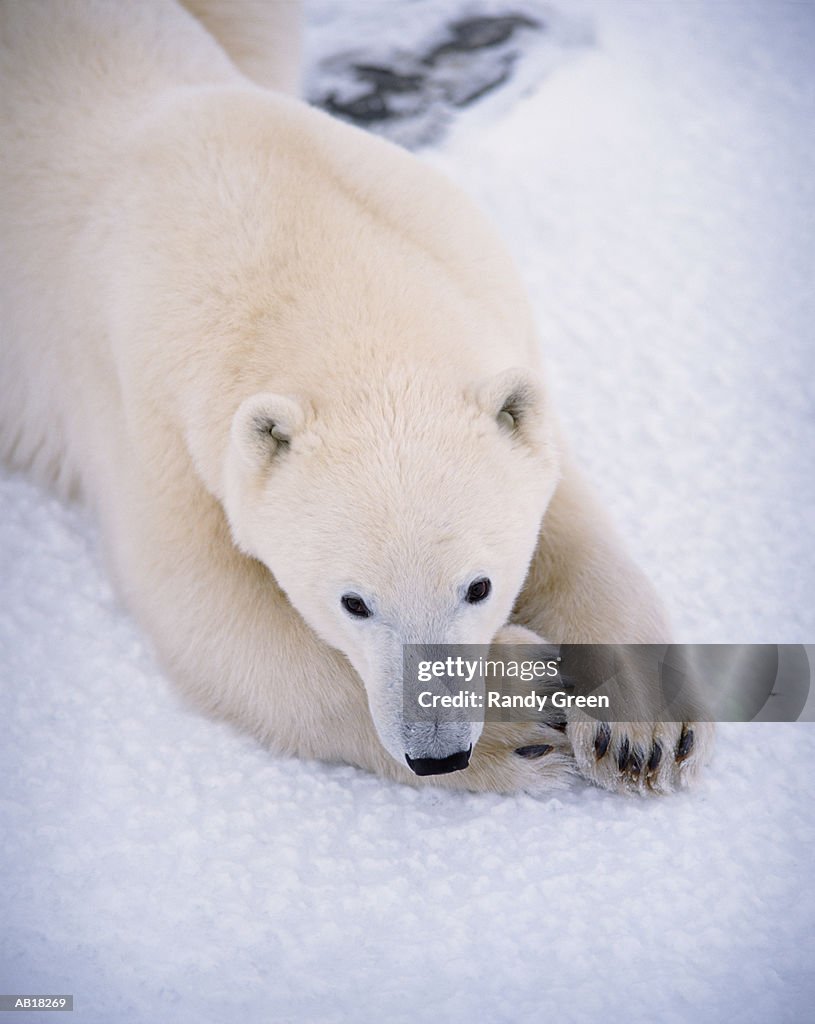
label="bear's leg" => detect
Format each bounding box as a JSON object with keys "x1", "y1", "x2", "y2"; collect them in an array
[
  {"x1": 102, "y1": 467, "x2": 415, "y2": 782},
  {"x1": 178, "y1": 0, "x2": 302, "y2": 94},
  {"x1": 512, "y1": 457, "x2": 714, "y2": 793}
]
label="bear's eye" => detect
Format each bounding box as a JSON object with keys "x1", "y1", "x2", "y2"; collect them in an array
[
  {"x1": 341, "y1": 594, "x2": 373, "y2": 619},
  {"x1": 465, "y1": 578, "x2": 492, "y2": 604}
]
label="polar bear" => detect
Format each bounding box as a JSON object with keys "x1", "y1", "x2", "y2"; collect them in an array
[{"x1": 0, "y1": 0, "x2": 712, "y2": 794}]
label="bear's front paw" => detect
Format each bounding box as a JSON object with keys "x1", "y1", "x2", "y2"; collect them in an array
[
  {"x1": 568, "y1": 719, "x2": 715, "y2": 794},
  {"x1": 465, "y1": 719, "x2": 576, "y2": 795},
  {"x1": 459, "y1": 623, "x2": 577, "y2": 794}
]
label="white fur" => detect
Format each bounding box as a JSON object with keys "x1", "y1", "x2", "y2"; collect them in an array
[{"x1": 0, "y1": 0, "x2": 712, "y2": 794}]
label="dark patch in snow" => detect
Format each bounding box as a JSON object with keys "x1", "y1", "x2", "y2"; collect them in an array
[{"x1": 306, "y1": 5, "x2": 592, "y2": 149}]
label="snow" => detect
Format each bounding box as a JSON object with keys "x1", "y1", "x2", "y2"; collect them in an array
[{"x1": 1, "y1": 2, "x2": 814, "y2": 1022}]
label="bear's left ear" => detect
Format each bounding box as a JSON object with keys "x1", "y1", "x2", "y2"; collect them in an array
[
  {"x1": 471, "y1": 368, "x2": 546, "y2": 446},
  {"x1": 230, "y1": 392, "x2": 309, "y2": 472}
]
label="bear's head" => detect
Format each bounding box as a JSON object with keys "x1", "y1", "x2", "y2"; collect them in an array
[{"x1": 222, "y1": 367, "x2": 559, "y2": 776}]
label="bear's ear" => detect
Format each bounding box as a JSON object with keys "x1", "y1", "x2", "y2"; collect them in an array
[
  {"x1": 230, "y1": 392, "x2": 308, "y2": 471},
  {"x1": 472, "y1": 368, "x2": 545, "y2": 445}
]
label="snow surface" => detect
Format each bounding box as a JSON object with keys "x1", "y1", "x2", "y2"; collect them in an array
[{"x1": 2, "y1": 2, "x2": 814, "y2": 1022}]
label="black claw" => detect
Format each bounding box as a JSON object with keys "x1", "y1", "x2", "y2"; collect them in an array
[
  {"x1": 647, "y1": 741, "x2": 663, "y2": 773},
  {"x1": 516, "y1": 744, "x2": 553, "y2": 759},
  {"x1": 617, "y1": 737, "x2": 630, "y2": 772},
  {"x1": 594, "y1": 723, "x2": 611, "y2": 759},
  {"x1": 628, "y1": 745, "x2": 644, "y2": 777},
  {"x1": 547, "y1": 715, "x2": 568, "y2": 732},
  {"x1": 676, "y1": 727, "x2": 695, "y2": 762}
]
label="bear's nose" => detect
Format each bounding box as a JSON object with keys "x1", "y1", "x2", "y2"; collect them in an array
[{"x1": 405, "y1": 746, "x2": 472, "y2": 776}]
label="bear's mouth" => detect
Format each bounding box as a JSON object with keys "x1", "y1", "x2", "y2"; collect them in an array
[{"x1": 405, "y1": 746, "x2": 472, "y2": 776}]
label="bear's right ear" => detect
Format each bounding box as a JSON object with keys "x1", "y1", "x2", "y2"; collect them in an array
[
  {"x1": 230, "y1": 392, "x2": 308, "y2": 472},
  {"x1": 471, "y1": 367, "x2": 547, "y2": 448}
]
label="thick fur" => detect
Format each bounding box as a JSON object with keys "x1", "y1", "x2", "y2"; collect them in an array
[{"x1": 0, "y1": 0, "x2": 712, "y2": 795}]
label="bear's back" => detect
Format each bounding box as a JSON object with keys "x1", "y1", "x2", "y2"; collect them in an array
[{"x1": 0, "y1": 0, "x2": 240, "y2": 496}]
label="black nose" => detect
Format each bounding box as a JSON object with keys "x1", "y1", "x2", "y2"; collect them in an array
[{"x1": 405, "y1": 746, "x2": 472, "y2": 776}]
